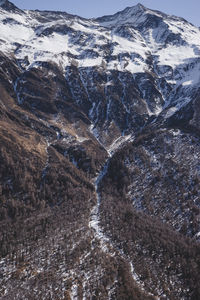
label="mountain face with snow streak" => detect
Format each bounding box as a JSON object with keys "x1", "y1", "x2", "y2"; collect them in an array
[
  {"x1": 1, "y1": 2, "x2": 200, "y2": 299},
  {"x1": 1, "y1": 1, "x2": 200, "y2": 143}
]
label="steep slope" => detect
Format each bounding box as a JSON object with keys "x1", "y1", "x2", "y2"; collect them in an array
[
  {"x1": 98, "y1": 125, "x2": 200, "y2": 298},
  {"x1": 0, "y1": 1, "x2": 200, "y2": 299}
]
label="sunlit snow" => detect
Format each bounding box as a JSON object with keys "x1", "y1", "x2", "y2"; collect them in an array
[{"x1": 1, "y1": 3, "x2": 200, "y2": 117}]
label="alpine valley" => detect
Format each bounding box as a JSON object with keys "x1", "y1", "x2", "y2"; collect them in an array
[{"x1": 0, "y1": 1, "x2": 200, "y2": 299}]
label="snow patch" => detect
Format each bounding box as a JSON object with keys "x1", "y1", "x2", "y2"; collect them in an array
[
  {"x1": 89, "y1": 160, "x2": 111, "y2": 254},
  {"x1": 75, "y1": 135, "x2": 88, "y2": 143},
  {"x1": 165, "y1": 97, "x2": 191, "y2": 118},
  {"x1": 71, "y1": 284, "x2": 78, "y2": 300},
  {"x1": 106, "y1": 134, "x2": 132, "y2": 156}
]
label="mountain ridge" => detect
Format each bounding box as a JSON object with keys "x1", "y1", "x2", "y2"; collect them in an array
[{"x1": 1, "y1": 0, "x2": 199, "y2": 133}]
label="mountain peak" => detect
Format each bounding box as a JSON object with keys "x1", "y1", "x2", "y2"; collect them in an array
[
  {"x1": 95, "y1": 3, "x2": 148, "y2": 26},
  {"x1": 117, "y1": 3, "x2": 146, "y2": 16},
  {"x1": 0, "y1": 0, "x2": 23, "y2": 13},
  {"x1": 133, "y1": 3, "x2": 146, "y2": 10}
]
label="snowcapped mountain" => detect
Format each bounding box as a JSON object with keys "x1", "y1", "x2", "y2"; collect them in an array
[
  {"x1": 1, "y1": 2, "x2": 200, "y2": 299},
  {"x1": 0, "y1": 1, "x2": 200, "y2": 144}
]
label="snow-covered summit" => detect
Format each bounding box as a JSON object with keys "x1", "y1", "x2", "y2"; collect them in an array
[
  {"x1": 0, "y1": 1, "x2": 200, "y2": 120},
  {"x1": 95, "y1": 3, "x2": 146, "y2": 25},
  {"x1": 0, "y1": 0, "x2": 23, "y2": 13},
  {"x1": 96, "y1": 3, "x2": 174, "y2": 28}
]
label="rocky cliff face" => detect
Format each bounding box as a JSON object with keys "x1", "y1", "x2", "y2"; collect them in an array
[{"x1": 0, "y1": 2, "x2": 200, "y2": 299}]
